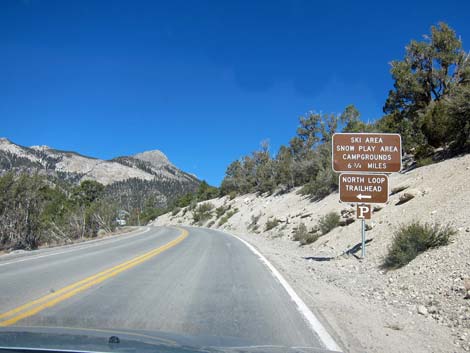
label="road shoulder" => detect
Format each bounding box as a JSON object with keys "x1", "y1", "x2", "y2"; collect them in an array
[{"x1": 229, "y1": 230, "x2": 458, "y2": 353}]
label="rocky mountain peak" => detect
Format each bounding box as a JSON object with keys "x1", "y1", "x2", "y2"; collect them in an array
[
  {"x1": 133, "y1": 150, "x2": 171, "y2": 167},
  {"x1": 30, "y1": 145, "x2": 51, "y2": 151}
]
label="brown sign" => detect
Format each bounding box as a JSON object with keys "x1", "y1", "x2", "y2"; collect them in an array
[
  {"x1": 339, "y1": 173, "x2": 389, "y2": 203},
  {"x1": 332, "y1": 133, "x2": 402, "y2": 173},
  {"x1": 357, "y1": 204, "x2": 372, "y2": 219}
]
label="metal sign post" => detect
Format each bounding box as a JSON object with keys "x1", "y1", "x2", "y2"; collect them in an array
[{"x1": 361, "y1": 219, "x2": 366, "y2": 258}]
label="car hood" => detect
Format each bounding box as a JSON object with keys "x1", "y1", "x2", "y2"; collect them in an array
[{"x1": 0, "y1": 327, "x2": 339, "y2": 353}]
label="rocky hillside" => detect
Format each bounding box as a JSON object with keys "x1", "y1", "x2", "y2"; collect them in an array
[
  {"x1": 154, "y1": 154, "x2": 470, "y2": 352},
  {"x1": 0, "y1": 137, "x2": 200, "y2": 208}
]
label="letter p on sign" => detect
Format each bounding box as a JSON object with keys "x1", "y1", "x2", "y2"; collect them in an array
[{"x1": 357, "y1": 204, "x2": 372, "y2": 220}]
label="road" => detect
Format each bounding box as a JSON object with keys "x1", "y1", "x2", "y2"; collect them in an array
[{"x1": 0, "y1": 226, "x2": 339, "y2": 351}]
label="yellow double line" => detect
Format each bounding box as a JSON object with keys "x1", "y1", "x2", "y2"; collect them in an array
[{"x1": 0, "y1": 227, "x2": 189, "y2": 327}]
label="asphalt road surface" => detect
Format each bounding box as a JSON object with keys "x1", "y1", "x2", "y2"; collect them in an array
[{"x1": 0, "y1": 226, "x2": 338, "y2": 351}]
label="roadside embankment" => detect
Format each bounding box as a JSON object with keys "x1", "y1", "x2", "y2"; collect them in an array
[{"x1": 154, "y1": 153, "x2": 470, "y2": 352}]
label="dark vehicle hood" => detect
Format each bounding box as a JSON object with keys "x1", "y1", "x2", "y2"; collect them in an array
[{"x1": 0, "y1": 327, "x2": 339, "y2": 353}]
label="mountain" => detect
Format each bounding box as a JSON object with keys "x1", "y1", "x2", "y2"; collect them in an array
[
  {"x1": 111, "y1": 150, "x2": 197, "y2": 185},
  {"x1": 0, "y1": 137, "x2": 200, "y2": 208}
]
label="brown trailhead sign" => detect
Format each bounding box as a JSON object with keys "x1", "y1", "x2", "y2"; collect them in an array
[
  {"x1": 332, "y1": 133, "x2": 402, "y2": 173},
  {"x1": 339, "y1": 173, "x2": 389, "y2": 203},
  {"x1": 357, "y1": 204, "x2": 372, "y2": 220}
]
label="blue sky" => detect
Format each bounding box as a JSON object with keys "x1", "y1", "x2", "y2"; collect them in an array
[{"x1": 1, "y1": 0, "x2": 469, "y2": 185}]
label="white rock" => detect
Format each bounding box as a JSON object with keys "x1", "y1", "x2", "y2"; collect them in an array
[
  {"x1": 391, "y1": 184, "x2": 410, "y2": 194},
  {"x1": 417, "y1": 305, "x2": 428, "y2": 316},
  {"x1": 399, "y1": 189, "x2": 420, "y2": 203}
]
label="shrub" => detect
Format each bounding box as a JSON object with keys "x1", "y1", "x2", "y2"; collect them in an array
[
  {"x1": 218, "y1": 216, "x2": 229, "y2": 226},
  {"x1": 227, "y1": 209, "x2": 238, "y2": 217},
  {"x1": 217, "y1": 209, "x2": 238, "y2": 226},
  {"x1": 292, "y1": 223, "x2": 308, "y2": 241},
  {"x1": 215, "y1": 205, "x2": 230, "y2": 219},
  {"x1": 229, "y1": 191, "x2": 237, "y2": 200},
  {"x1": 293, "y1": 222, "x2": 320, "y2": 245},
  {"x1": 171, "y1": 207, "x2": 181, "y2": 216},
  {"x1": 272, "y1": 231, "x2": 284, "y2": 239},
  {"x1": 382, "y1": 222, "x2": 455, "y2": 269},
  {"x1": 188, "y1": 200, "x2": 198, "y2": 211},
  {"x1": 299, "y1": 233, "x2": 319, "y2": 246},
  {"x1": 248, "y1": 212, "x2": 262, "y2": 230},
  {"x1": 192, "y1": 202, "x2": 214, "y2": 225},
  {"x1": 265, "y1": 218, "x2": 280, "y2": 231},
  {"x1": 416, "y1": 157, "x2": 434, "y2": 167},
  {"x1": 318, "y1": 212, "x2": 340, "y2": 235},
  {"x1": 414, "y1": 144, "x2": 435, "y2": 167}
]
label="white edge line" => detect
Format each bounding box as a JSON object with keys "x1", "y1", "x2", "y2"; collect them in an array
[
  {"x1": 211, "y1": 228, "x2": 343, "y2": 352},
  {"x1": 0, "y1": 227, "x2": 152, "y2": 267}
]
